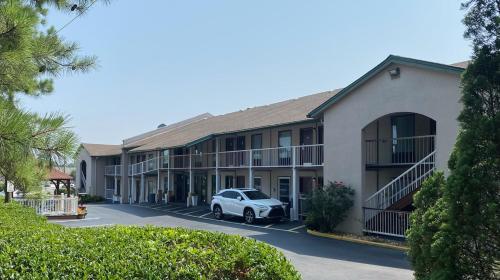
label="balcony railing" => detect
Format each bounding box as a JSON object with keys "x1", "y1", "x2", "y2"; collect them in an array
[
  {"x1": 104, "y1": 165, "x2": 122, "y2": 176},
  {"x1": 365, "y1": 135, "x2": 435, "y2": 166},
  {"x1": 191, "y1": 153, "x2": 216, "y2": 169},
  {"x1": 169, "y1": 154, "x2": 190, "y2": 169},
  {"x1": 126, "y1": 144, "x2": 324, "y2": 175}
]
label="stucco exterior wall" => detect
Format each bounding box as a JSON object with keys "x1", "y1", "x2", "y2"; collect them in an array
[{"x1": 322, "y1": 63, "x2": 462, "y2": 234}]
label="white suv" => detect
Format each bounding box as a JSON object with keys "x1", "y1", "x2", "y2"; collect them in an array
[{"x1": 211, "y1": 188, "x2": 286, "y2": 224}]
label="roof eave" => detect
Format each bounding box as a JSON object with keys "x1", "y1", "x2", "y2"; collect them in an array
[{"x1": 307, "y1": 55, "x2": 465, "y2": 118}]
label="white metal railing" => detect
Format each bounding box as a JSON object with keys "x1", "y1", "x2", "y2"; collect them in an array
[
  {"x1": 191, "y1": 153, "x2": 216, "y2": 169},
  {"x1": 363, "y1": 208, "x2": 410, "y2": 238},
  {"x1": 170, "y1": 154, "x2": 190, "y2": 169},
  {"x1": 105, "y1": 188, "x2": 114, "y2": 200},
  {"x1": 105, "y1": 165, "x2": 122, "y2": 176},
  {"x1": 144, "y1": 157, "x2": 157, "y2": 173},
  {"x1": 365, "y1": 151, "x2": 436, "y2": 210},
  {"x1": 125, "y1": 144, "x2": 324, "y2": 175},
  {"x1": 15, "y1": 196, "x2": 78, "y2": 216},
  {"x1": 251, "y1": 147, "x2": 293, "y2": 167},
  {"x1": 365, "y1": 135, "x2": 435, "y2": 166},
  {"x1": 294, "y1": 144, "x2": 324, "y2": 167},
  {"x1": 219, "y1": 150, "x2": 250, "y2": 168}
]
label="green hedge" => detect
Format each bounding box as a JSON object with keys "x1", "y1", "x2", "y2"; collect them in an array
[{"x1": 0, "y1": 202, "x2": 300, "y2": 279}]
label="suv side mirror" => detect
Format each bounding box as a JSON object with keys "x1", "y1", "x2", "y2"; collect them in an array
[{"x1": 236, "y1": 196, "x2": 243, "y2": 201}]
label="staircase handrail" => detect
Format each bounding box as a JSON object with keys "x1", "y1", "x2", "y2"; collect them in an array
[{"x1": 365, "y1": 150, "x2": 436, "y2": 208}]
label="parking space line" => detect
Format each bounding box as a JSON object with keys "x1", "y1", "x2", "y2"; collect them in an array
[
  {"x1": 184, "y1": 209, "x2": 210, "y2": 215},
  {"x1": 199, "y1": 212, "x2": 212, "y2": 218},
  {"x1": 131, "y1": 204, "x2": 300, "y2": 234},
  {"x1": 288, "y1": 225, "x2": 306, "y2": 231}
]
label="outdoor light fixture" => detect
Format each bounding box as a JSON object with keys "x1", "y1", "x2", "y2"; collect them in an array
[{"x1": 389, "y1": 67, "x2": 400, "y2": 79}]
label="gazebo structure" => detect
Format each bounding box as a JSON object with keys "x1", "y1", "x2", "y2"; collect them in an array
[{"x1": 48, "y1": 169, "x2": 73, "y2": 197}]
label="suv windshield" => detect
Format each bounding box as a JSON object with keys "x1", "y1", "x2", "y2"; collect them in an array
[{"x1": 243, "y1": 190, "x2": 270, "y2": 200}]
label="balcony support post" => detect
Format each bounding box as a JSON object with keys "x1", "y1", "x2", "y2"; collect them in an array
[
  {"x1": 129, "y1": 177, "x2": 133, "y2": 204},
  {"x1": 113, "y1": 176, "x2": 118, "y2": 204},
  {"x1": 157, "y1": 151, "x2": 160, "y2": 203},
  {"x1": 248, "y1": 150, "x2": 253, "y2": 188},
  {"x1": 215, "y1": 138, "x2": 220, "y2": 194},
  {"x1": 140, "y1": 168, "x2": 145, "y2": 203},
  {"x1": 188, "y1": 151, "x2": 193, "y2": 207},
  {"x1": 291, "y1": 148, "x2": 299, "y2": 221}
]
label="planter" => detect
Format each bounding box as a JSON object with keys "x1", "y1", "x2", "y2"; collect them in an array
[
  {"x1": 191, "y1": 195, "x2": 199, "y2": 207},
  {"x1": 77, "y1": 213, "x2": 87, "y2": 219}
]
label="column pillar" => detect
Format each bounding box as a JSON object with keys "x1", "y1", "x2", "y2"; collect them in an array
[
  {"x1": 291, "y1": 147, "x2": 298, "y2": 221},
  {"x1": 215, "y1": 138, "x2": 220, "y2": 194},
  {"x1": 166, "y1": 168, "x2": 171, "y2": 204},
  {"x1": 129, "y1": 177, "x2": 133, "y2": 204},
  {"x1": 188, "y1": 149, "x2": 193, "y2": 207},
  {"x1": 114, "y1": 176, "x2": 118, "y2": 204},
  {"x1": 140, "y1": 171, "x2": 145, "y2": 203},
  {"x1": 157, "y1": 150, "x2": 160, "y2": 203},
  {"x1": 248, "y1": 150, "x2": 253, "y2": 188}
]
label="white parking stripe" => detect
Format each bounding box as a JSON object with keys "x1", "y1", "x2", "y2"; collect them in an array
[
  {"x1": 264, "y1": 223, "x2": 274, "y2": 228},
  {"x1": 131, "y1": 204, "x2": 300, "y2": 233},
  {"x1": 199, "y1": 212, "x2": 212, "y2": 218},
  {"x1": 288, "y1": 225, "x2": 306, "y2": 231},
  {"x1": 184, "y1": 209, "x2": 209, "y2": 215}
]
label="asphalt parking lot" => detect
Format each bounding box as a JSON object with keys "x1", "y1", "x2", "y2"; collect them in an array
[{"x1": 53, "y1": 203, "x2": 413, "y2": 280}]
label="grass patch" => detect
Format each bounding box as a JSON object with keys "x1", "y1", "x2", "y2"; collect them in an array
[{"x1": 0, "y1": 201, "x2": 300, "y2": 279}]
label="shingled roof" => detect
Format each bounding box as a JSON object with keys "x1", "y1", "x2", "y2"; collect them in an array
[
  {"x1": 81, "y1": 143, "x2": 122, "y2": 156},
  {"x1": 130, "y1": 90, "x2": 341, "y2": 152}
]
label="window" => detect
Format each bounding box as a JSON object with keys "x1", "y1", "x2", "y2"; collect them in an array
[
  {"x1": 236, "y1": 176, "x2": 245, "y2": 188},
  {"x1": 251, "y1": 134, "x2": 262, "y2": 149},
  {"x1": 162, "y1": 150, "x2": 169, "y2": 168},
  {"x1": 391, "y1": 114, "x2": 416, "y2": 163},
  {"x1": 251, "y1": 134, "x2": 263, "y2": 166},
  {"x1": 236, "y1": 136, "x2": 246, "y2": 150},
  {"x1": 253, "y1": 177, "x2": 262, "y2": 190},
  {"x1": 278, "y1": 130, "x2": 292, "y2": 165},
  {"x1": 278, "y1": 130, "x2": 292, "y2": 147},
  {"x1": 225, "y1": 176, "x2": 234, "y2": 189},
  {"x1": 225, "y1": 138, "x2": 235, "y2": 151},
  {"x1": 317, "y1": 126, "x2": 324, "y2": 144}
]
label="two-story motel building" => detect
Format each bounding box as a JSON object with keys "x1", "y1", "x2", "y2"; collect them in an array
[{"x1": 76, "y1": 55, "x2": 468, "y2": 237}]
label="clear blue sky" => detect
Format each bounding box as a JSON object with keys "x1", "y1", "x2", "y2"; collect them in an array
[{"x1": 21, "y1": 1, "x2": 471, "y2": 144}]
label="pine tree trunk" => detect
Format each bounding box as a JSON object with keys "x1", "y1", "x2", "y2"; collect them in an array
[{"x1": 4, "y1": 177, "x2": 11, "y2": 203}]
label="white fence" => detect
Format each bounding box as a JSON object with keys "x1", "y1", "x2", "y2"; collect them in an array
[
  {"x1": 363, "y1": 208, "x2": 411, "y2": 238},
  {"x1": 15, "y1": 196, "x2": 78, "y2": 216}
]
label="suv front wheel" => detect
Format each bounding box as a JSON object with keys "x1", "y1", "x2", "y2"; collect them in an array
[
  {"x1": 213, "y1": 205, "x2": 223, "y2": 220},
  {"x1": 244, "y1": 208, "x2": 255, "y2": 224}
]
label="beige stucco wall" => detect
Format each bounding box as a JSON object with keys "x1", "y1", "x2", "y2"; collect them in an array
[{"x1": 322, "y1": 63, "x2": 462, "y2": 234}]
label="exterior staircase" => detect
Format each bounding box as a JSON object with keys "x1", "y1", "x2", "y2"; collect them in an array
[{"x1": 363, "y1": 150, "x2": 436, "y2": 238}]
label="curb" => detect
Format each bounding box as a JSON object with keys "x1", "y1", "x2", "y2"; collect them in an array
[{"x1": 306, "y1": 229, "x2": 409, "y2": 251}]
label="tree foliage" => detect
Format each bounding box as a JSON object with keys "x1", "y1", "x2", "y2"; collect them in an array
[
  {"x1": 408, "y1": 1, "x2": 499, "y2": 279},
  {"x1": 305, "y1": 182, "x2": 355, "y2": 233},
  {"x1": 0, "y1": 0, "x2": 104, "y2": 200}
]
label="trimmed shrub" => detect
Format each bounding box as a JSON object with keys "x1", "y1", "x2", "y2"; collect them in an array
[
  {"x1": 79, "y1": 194, "x2": 105, "y2": 203},
  {"x1": 305, "y1": 182, "x2": 355, "y2": 233},
  {"x1": 0, "y1": 202, "x2": 300, "y2": 279}
]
